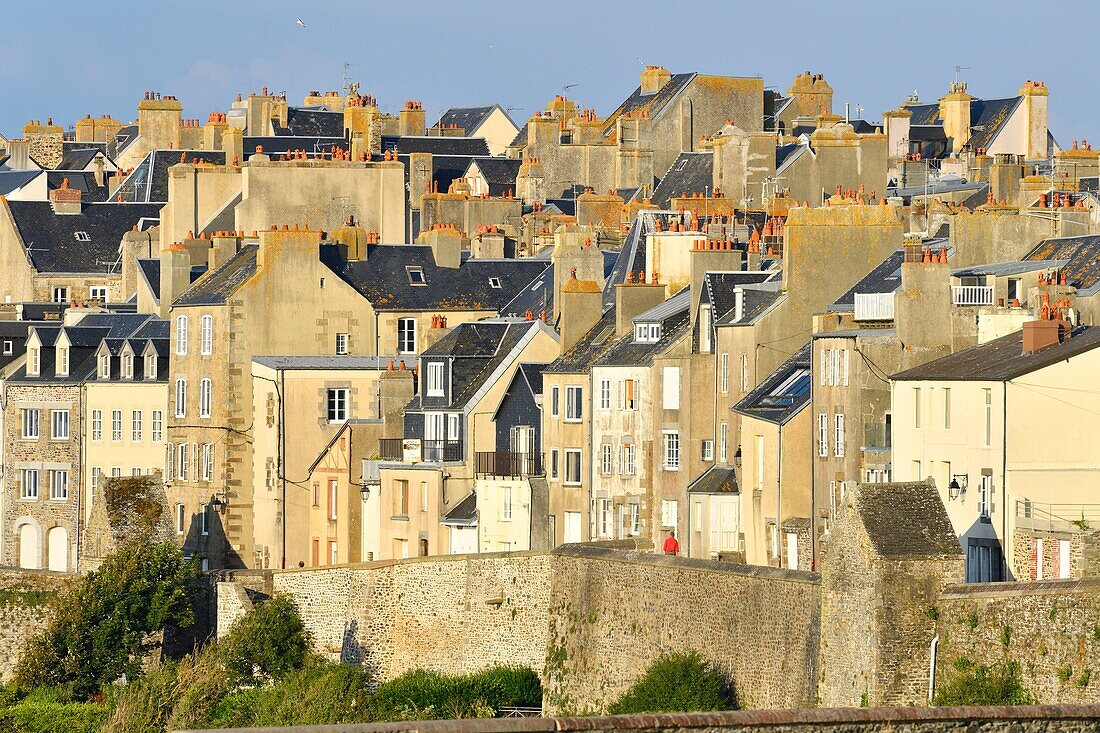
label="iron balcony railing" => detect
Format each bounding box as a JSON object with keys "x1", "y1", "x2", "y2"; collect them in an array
[
  {"x1": 1015, "y1": 500, "x2": 1100, "y2": 533},
  {"x1": 952, "y1": 285, "x2": 994, "y2": 306},
  {"x1": 378, "y1": 438, "x2": 463, "y2": 463},
  {"x1": 476, "y1": 451, "x2": 543, "y2": 478}
]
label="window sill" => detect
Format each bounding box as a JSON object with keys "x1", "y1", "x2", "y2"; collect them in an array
[
  {"x1": 18, "y1": 497, "x2": 39, "y2": 502},
  {"x1": 563, "y1": 418, "x2": 582, "y2": 424},
  {"x1": 563, "y1": 481, "x2": 582, "y2": 487},
  {"x1": 392, "y1": 514, "x2": 410, "y2": 521}
]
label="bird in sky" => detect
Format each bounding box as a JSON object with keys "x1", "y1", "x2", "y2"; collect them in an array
[{"x1": 296, "y1": 18, "x2": 306, "y2": 27}]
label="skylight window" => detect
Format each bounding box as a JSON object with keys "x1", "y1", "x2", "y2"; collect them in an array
[
  {"x1": 489, "y1": 277, "x2": 502, "y2": 289},
  {"x1": 406, "y1": 266, "x2": 426, "y2": 285},
  {"x1": 74, "y1": 231, "x2": 90, "y2": 242}
]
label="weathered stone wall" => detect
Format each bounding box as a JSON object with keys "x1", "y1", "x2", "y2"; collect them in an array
[
  {"x1": 0, "y1": 567, "x2": 68, "y2": 680},
  {"x1": 543, "y1": 545, "x2": 820, "y2": 714},
  {"x1": 936, "y1": 579, "x2": 1100, "y2": 704},
  {"x1": 269, "y1": 552, "x2": 552, "y2": 680}
]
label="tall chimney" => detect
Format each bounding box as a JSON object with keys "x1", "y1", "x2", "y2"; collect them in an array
[
  {"x1": 614, "y1": 277, "x2": 667, "y2": 337},
  {"x1": 560, "y1": 268, "x2": 603, "y2": 352},
  {"x1": 159, "y1": 243, "x2": 192, "y2": 318},
  {"x1": 92, "y1": 154, "x2": 105, "y2": 187},
  {"x1": 641, "y1": 66, "x2": 672, "y2": 95},
  {"x1": 49, "y1": 178, "x2": 82, "y2": 215}
]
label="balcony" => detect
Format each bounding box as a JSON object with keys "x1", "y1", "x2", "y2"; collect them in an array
[
  {"x1": 378, "y1": 438, "x2": 463, "y2": 463},
  {"x1": 952, "y1": 285, "x2": 994, "y2": 306},
  {"x1": 476, "y1": 451, "x2": 543, "y2": 478},
  {"x1": 854, "y1": 292, "x2": 895, "y2": 321},
  {"x1": 1015, "y1": 500, "x2": 1100, "y2": 533}
]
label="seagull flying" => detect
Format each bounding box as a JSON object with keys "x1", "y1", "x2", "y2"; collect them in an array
[{"x1": 296, "y1": 18, "x2": 306, "y2": 27}]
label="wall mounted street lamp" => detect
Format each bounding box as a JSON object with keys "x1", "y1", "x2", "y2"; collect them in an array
[
  {"x1": 948, "y1": 474, "x2": 969, "y2": 501},
  {"x1": 210, "y1": 495, "x2": 227, "y2": 514}
]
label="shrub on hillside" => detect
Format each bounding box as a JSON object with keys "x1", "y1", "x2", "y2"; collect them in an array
[
  {"x1": 0, "y1": 685, "x2": 109, "y2": 733},
  {"x1": 934, "y1": 659, "x2": 1034, "y2": 706},
  {"x1": 607, "y1": 652, "x2": 736, "y2": 714},
  {"x1": 13, "y1": 541, "x2": 197, "y2": 699},
  {"x1": 218, "y1": 593, "x2": 311, "y2": 685},
  {"x1": 369, "y1": 666, "x2": 542, "y2": 720}
]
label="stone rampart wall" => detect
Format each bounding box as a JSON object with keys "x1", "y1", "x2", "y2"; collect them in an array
[{"x1": 0, "y1": 567, "x2": 69, "y2": 680}]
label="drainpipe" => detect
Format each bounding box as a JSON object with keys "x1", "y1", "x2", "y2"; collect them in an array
[
  {"x1": 776, "y1": 428, "x2": 783, "y2": 567},
  {"x1": 1002, "y1": 382, "x2": 1008, "y2": 579},
  {"x1": 927, "y1": 635, "x2": 940, "y2": 703},
  {"x1": 279, "y1": 368, "x2": 286, "y2": 569}
]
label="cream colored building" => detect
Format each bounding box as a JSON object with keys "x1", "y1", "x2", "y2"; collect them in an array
[{"x1": 891, "y1": 322, "x2": 1100, "y2": 582}]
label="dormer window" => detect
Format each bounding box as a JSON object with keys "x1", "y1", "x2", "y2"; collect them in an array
[
  {"x1": 426, "y1": 361, "x2": 445, "y2": 397},
  {"x1": 74, "y1": 231, "x2": 90, "y2": 242},
  {"x1": 122, "y1": 352, "x2": 134, "y2": 380},
  {"x1": 145, "y1": 353, "x2": 157, "y2": 380},
  {"x1": 98, "y1": 352, "x2": 110, "y2": 379},
  {"x1": 28, "y1": 346, "x2": 40, "y2": 376},
  {"x1": 406, "y1": 266, "x2": 426, "y2": 285},
  {"x1": 633, "y1": 322, "x2": 661, "y2": 344},
  {"x1": 488, "y1": 277, "x2": 502, "y2": 289},
  {"x1": 56, "y1": 346, "x2": 69, "y2": 377}
]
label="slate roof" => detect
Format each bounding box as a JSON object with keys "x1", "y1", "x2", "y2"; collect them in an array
[
  {"x1": 602, "y1": 72, "x2": 696, "y2": 138},
  {"x1": 731, "y1": 342, "x2": 812, "y2": 424},
  {"x1": 952, "y1": 260, "x2": 1063, "y2": 278},
  {"x1": 716, "y1": 288, "x2": 785, "y2": 325},
  {"x1": 11, "y1": 312, "x2": 155, "y2": 384},
  {"x1": 0, "y1": 170, "x2": 40, "y2": 195},
  {"x1": 594, "y1": 289, "x2": 691, "y2": 368},
  {"x1": 242, "y1": 136, "x2": 345, "y2": 157},
  {"x1": 331, "y1": 245, "x2": 550, "y2": 312},
  {"x1": 6, "y1": 200, "x2": 161, "y2": 274},
  {"x1": 1023, "y1": 235, "x2": 1100, "y2": 295},
  {"x1": 516, "y1": 362, "x2": 544, "y2": 397},
  {"x1": 905, "y1": 96, "x2": 1022, "y2": 155},
  {"x1": 853, "y1": 480, "x2": 960, "y2": 558},
  {"x1": 442, "y1": 491, "x2": 478, "y2": 526},
  {"x1": 468, "y1": 157, "x2": 522, "y2": 187},
  {"x1": 137, "y1": 259, "x2": 207, "y2": 303},
  {"x1": 118, "y1": 150, "x2": 226, "y2": 202},
  {"x1": 775, "y1": 143, "x2": 805, "y2": 172},
  {"x1": 439, "y1": 106, "x2": 511, "y2": 133},
  {"x1": 893, "y1": 325, "x2": 1100, "y2": 382},
  {"x1": 47, "y1": 171, "x2": 110, "y2": 203},
  {"x1": 543, "y1": 307, "x2": 619, "y2": 374},
  {"x1": 173, "y1": 245, "x2": 258, "y2": 306},
  {"x1": 688, "y1": 466, "x2": 739, "y2": 494},
  {"x1": 829, "y1": 249, "x2": 905, "y2": 312},
  {"x1": 652, "y1": 152, "x2": 713, "y2": 209},
  {"x1": 107, "y1": 125, "x2": 138, "y2": 160},
  {"x1": 704, "y1": 272, "x2": 781, "y2": 321},
  {"x1": 382, "y1": 136, "x2": 489, "y2": 157},
  {"x1": 280, "y1": 107, "x2": 344, "y2": 137},
  {"x1": 56, "y1": 146, "x2": 105, "y2": 171}
]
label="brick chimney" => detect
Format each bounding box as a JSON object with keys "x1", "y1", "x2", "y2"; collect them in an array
[
  {"x1": 1022, "y1": 319, "x2": 1068, "y2": 353},
  {"x1": 939, "y1": 81, "x2": 973, "y2": 153},
  {"x1": 641, "y1": 65, "x2": 672, "y2": 95},
  {"x1": 50, "y1": 178, "x2": 82, "y2": 215}
]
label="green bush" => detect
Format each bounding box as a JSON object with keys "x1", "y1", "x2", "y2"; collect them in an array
[
  {"x1": 219, "y1": 594, "x2": 311, "y2": 685},
  {"x1": 0, "y1": 686, "x2": 108, "y2": 733},
  {"x1": 14, "y1": 541, "x2": 197, "y2": 699},
  {"x1": 934, "y1": 660, "x2": 1034, "y2": 706},
  {"x1": 607, "y1": 652, "x2": 736, "y2": 715}
]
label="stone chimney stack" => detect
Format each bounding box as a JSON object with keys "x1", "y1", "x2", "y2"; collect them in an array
[
  {"x1": 1019, "y1": 80, "x2": 1050, "y2": 161},
  {"x1": 641, "y1": 65, "x2": 672, "y2": 95},
  {"x1": 92, "y1": 154, "x2": 106, "y2": 187},
  {"x1": 425, "y1": 225, "x2": 463, "y2": 269},
  {"x1": 137, "y1": 92, "x2": 184, "y2": 151},
  {"x1": 551, "y1": 228, "x2": 604, "y2": 320},
  {"x1": 22, "y1": 118, "x2": 64, "y2": 168},
  {"x1": 559, "y1": 268, "x2": 603, "y2": 352},
  {"x1": 399, "y1": 101, "x2": 426, "y2": 137},
  {"x1": 939, "y1": 81, "x2": 973, "y2": 154},
  {"x1": 49, "y1": 178, "x2": 82, "y2": 215},
  {"x1": 615, "y1": 275, "x2": 667, "y2": 337},
  {"x1": 158, "y1": 243, "x2": 192, "y2": 318}
]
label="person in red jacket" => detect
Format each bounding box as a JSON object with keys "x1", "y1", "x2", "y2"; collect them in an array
[{"x1": 663, "y1": 530, "x2": 679, "y2": 555}]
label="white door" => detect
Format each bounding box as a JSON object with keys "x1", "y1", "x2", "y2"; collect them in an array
[
  {"x1": 1059, "y1": 540, "x2": 1071, "y2": 579},
  {"x1": 785, "y1": 532, "x2": 798, "y2": 570},
  {"x1": 47, "y1": 527, "x2": 68, "y2": 572},
  {"x1": 563, "y1": 511, "x2": 582, "y2": 544},
  {"x1": 18, "y1": 524, "x2": 40, "y2": 569}
]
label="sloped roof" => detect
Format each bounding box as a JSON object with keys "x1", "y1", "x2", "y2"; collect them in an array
[
  {"x1": 469, "y1": 157, "x2": 522, "y2": 186},
  {"x1": 382, "y1": 136, "x2": 489, "y2": 157},
  {"x1": 440, "y1": 106, "x2": 511, "y2": 133},
  {"x1": 57, "y1": 146, "x2": 105, "y2": 171},
  {"x1": 853, "y1": 480, "x2": 960, "y2": 558},
  {"x1": 173, "y1": 245, "x2": 258, "y2": 306},
  {"x1": 118, "y1": 150, "x2": 226, "y2": 203},
  {"x1": 892, "y1": 325, "x2": 1100, "y2": 382},
  {"x1": 442, "y1": 491, "x2": 478, "y2": 526},
  {"x1": 544, "y1": 307, "x2": 618, "y2": 374},
  {"x1": 6, "y1": 200, "x2": 161, "y2": 274},
  {"x1": 732, "y1": 342, "x2": 812, "y2": 424},
  {"x1": 688, "y1": 466, "x2": 739, "y2": 494},
  {"x1": 46, "y1": 171, "x2": 110, "y2": 203},
  {"x1": 716, "y1": 288, "x2": 785, "y2": 326},
  {"x1": 280, "y1": 107, "x2": 344, "y2": 137},
  {"x1": 651, "y1": 152, "x2": 713, "y2": 209},
  {"x1": 242, "y1": 136, "x2": 345, "y2": 157},
  {"x1": 602, "y1": 72, "x2": 696, "y2": 138},
  {"x1": 829, "y1": 249, "x2": 904, "y2": 312},
  {"x1": 1023, "y1": 235, "x2": 1100, "y2": 295},
  {"x1": 904, "y1": 96, "x2": 1021, "y2": 154},
  {"x1": 705, "y1": 272, "x2": 780, "y2": 321}
]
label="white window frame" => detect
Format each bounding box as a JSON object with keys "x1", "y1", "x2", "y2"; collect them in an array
[
  {"x1": 175, "y1": 378, "x2": 187, "y2": 418},
  {"x1": 426, "y1": 362, "x2": 445, "y2": 397},
  {"x1": 621, "y1": 442, "x2": 635, "y2": 476},
  {"x1": 89, "y1": 285, "x2": 108, "y2": 303},
  {"x1": 600, "y1": 443, "x2": 614, "y2": 475},
  {"x1": 699, "y1": 305, "x2": 712, "y2": 353},
  {"x1": 502, "y1": 485, "x2": 513, "y2": 521},
  {"x1": 176, "y1": 503, "x2": 186, "y2": 535},
  {"x1": 202, "y1": 443, "x2": 214, "y2": 482},
  {"x1": 57, "y1": 346, "x2": 69, "y2": 377},
  {"x1": 550, "y1": 386, "x2": 560, "y2": 418},
  {"x1": 175, "y1": 315, "x2": 188, "y2": 355},
  {"x1": 177, "y1": 443, "x2": 189, "y2": 482},
  {"x1": 145, "y1": 353, "x2": 158, "y2": 380},
  {"x1": 660, "y1": 499, "x2": 678, "y2": 528},
  {"x1": 199, "y1": 378, "x2": 212, "y2": 418},
  {"x1": 701, "y1": 439, "x2": 714, "y2": 462},
  {"x1": 49, "y1": 469, "x2": 68, "y2": 500},
  {"x1": 599, "y1": 379, "x2": 611, "y2": 410},
  {"x1": 151, "y1": 410, "x2": 163, "y2": 442},
  {"x1": 335, "y1": 332, "x2": 348, "y2": 355},
  {"x1": 740, "y1": 354, "x2": 748, "y2": 393},
  {"x1": 200, "y1": 503, "x2": 209, "y2": 535},
  {"x1": 329, "y1": 479, "x2": 339, "y2": 520},
  {"x1": 662, "y1": 430, "x2": 680, "y2": 471},
  {"x1": 564, "y1": 385, "x2": 582, "y2": 422},
  {"x1": 52, "y1": 286, "x2": 69, "y2": 304},
  {"x1": 91, "y1": 409, "x2": 102, "y2": 441},
  {"x1": 818, "y1": 413, "x2": 828, "y2": 457},
  {"x1": 563, "y1": 448, "x2": 582, "y2": 486},
  {"x1": 629, "y1": 504, "x2": 640, "y2": 536},
  {"x1": 111, "y1": 409, "x2": 123, "y2": 442},
  {"x1": 719, "y1": 422, "x2": 728, "y2": 463},
  {"x1": 549, "y1": 448, "x2": 559, "y2": 480},
  {"x1": 22, "y1": 408, "x2": 40, "y2": 440},
  {"x1": 983, "y1": 388, "x2": 992, "y2": 448},
  {"x1": 200, "y1": 315, "x2": 213, "y2": 355},
  {"x1": 51, "y1": 409, "x2": 69, "y2": 440},
  {"x1": 20, "y1": 468, "x2": 39, "y2": 500},
  {"x1": 914, "y1": 387, "x2": 922, "y2": 429},
  {"x1": 719, "y1": 353, "x2": 728, "y2": 394},
  {"x1": 327, "y1": 388, "x2": 349, "y2": 423},
  {"x1": 132, "y1": 410, "x2": 142, "y2": 442},
  {"x1": 397, "y1": 318, "x2": 417, "y2": 354},
  {"x1": 834, "y1": 413, "x2": 845, "y2": 458}
]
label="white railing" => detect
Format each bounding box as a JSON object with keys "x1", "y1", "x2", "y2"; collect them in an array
[
  {"x1": 854, "y1": 292, "x2": 895, "y2": 321},
  {"x1": 952, "y1": 285, "x2": 994, "y2": 306}
]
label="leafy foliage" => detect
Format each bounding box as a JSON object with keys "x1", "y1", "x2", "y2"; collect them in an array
[
  {"x1": 218, "y1": 593, "x2": 310, "y2": 685},
  {"x1": 0, "y1": 685, "x2": 109, "y2": 733},
  {"x1": 370, "y1": 666, "x2": 542, "y2": 721},
  {"x1": 934, "y1": 659, "x2": 1035, "y2": 706},
  {"x1": 607, "y1": 652, "x2": 736, "y2": 714},
  {"x1": 13, "y1": 542, "x2": 197, "y2": 699}
]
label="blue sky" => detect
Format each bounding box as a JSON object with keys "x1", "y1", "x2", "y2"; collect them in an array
[{"x1": 2, "y1": 0, "x2": 1097, "y2": 144}]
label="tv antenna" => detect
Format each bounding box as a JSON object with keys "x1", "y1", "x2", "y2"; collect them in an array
[
  {"x1": 953, "y1": 65, "x2": 970, "y2": 85},
  {"x1": 342, "y1": 63, "x2": 361, "y2": 94}
]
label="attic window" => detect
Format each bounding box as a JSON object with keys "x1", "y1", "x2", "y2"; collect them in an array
[
  {"x1": 74, "y1": 231, "x2": 91, "y2": 242},
  {"x1": 407, "y1": 266, "x2": 426, "y2": 285},
  {"x1": 676, "y1": 160, "x2": 688, "y2": 171},
  {"x1": 489, "y1": 277, "x2": 502, "y2": 289},
  {"x1": 634, "y1": 322, "x2": 661, "y2": 343}
]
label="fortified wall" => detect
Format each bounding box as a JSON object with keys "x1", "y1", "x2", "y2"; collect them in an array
[{"x1": 0, "y1": 568, "x2": 69, "y2": 680}]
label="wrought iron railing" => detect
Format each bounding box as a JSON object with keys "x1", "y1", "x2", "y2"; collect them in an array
[{"x1": 476, "y1": 451, "x2": 543, "y2": 478}]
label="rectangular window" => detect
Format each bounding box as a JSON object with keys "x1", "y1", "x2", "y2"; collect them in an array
[
  {"x1": 549, "y1": 448, "x2": 559, "y2": 480},
  {"x1": 20, "y1": 468, "x2": 39, "y2": 499},
  {"x1": 842, "y1": 349, "x2": 849, "y2": 387},
  {"x1": 327, "y1": 388, "x2": 348, "y2": 422},
  {"x1": 834, "y1": 414, "x2": 845, "y2": 458},
  {"x1": 90, "y1": 285, "x2": 108, "y2": 302},
  {"x1": 719, "y1": 422, "x2": 728, "y2": 463},
  {"x1": 110, "y1": 467, "x2": 122, "y2": 478},
  {"x1": 621, "y1": 442, "x2": 635, "y2": 476},
  {"x1": 663, "y1": 430, "x2": 680, "y2": 471},
  {"x1": 329, "y1": 479, "x2": 339, "y2": 520},
  {"x1": 175, "y1": 378, "x2": 187, "y2": 418},
  {"x1": 121, "y1": 352, "x2": 132, "y2": 379},
  {"x1": 564, "y1": 449, "x2": 582, "y2": 485},
  {"x1": 597, "y1": 498, "x2": 611, "y2": 538},
  {"x1": 131, "y1": 410, "x2": 142, "y2": 442},
  {"x1": 21, "y1": 408, "x2": 39, "y2": 439},
  {"x1": 943, "y1": 388, "x2": 951, "y2": 429},
  {"x1": 740, "y1": 354, "x2": 749, "y2": 393},
  {"x1": 817, "y1": 413, "x2": 828, "y2": 457},
  {"x1": 51, "y1": 409, "x2": 69, "y2": 440},
  {"x1": 502, "y1": 486, "x2": 513, "y2": 521},
  {"x1": 175, "y1": 315, "x2": 188, "y2": 355},
  {"x1": 397, "y1": 318, "x2": 417, "y2": 354},
  {"x1": 199, "y1": 378, "x2": 212, "y2": 418},
  {"x1": 701, "y1": 439, "x2": 714, "y2": 462},
  {"x1": 623, "y1": 379, "x2": 637, "y2": 410},
  {"x1": 151, "y1": 411, "x2": 163, "y2": 442},
  {"x1": 662, "y1": 367, "x2": 681, "y2": 410},
  {"x1": 420, "y1": 481, "x2": 428, "y2": 512},
  {"x1": 330, "y1": 542, "x2": 339, "y2": 565},
  {"x1": 57, "y1": 346, "x2": 69, "y2": 376},
  {"x1": 979, "y1": 474, "x2": 993, "y2": 519},
  {"x1": 200, "y1": 504, "x2": 209, "y2": 535},
  {"x1": 821, "y1": 348, "x2": 830, "y2": 386},
  {"x1": 177, "y1": 443, "x2": 189, "y2": 481},
  {"x1": 550, "y1": 386, "x2": 560, "y2": 418},
  {"x1": 29, "y1": 347, "x2": 39, "y2": 376},
  {"x1": 394, "y1": 479, "x2": 409, "y2": 516},
  {"x1": 719, "y1": 353, "x2": 728, "y2": 393},
  {"x1": 145, "y1": 354, "x2": 158, "y2": 380},
  {"x1": 335, "y1": 332, "x2": 348, "y2": 355},
  {"x1": 599, "y1": 379, "x2": 611, "y2": 410},
  {"x1": 202, "y1": 443, "x2": 214, "y2": 481},
  {"x1": 756, "y1": 435, "x2": 765, "y2": 491},
  {"x1": 199, "y1": 315, "x2": 213, "y2": 355},
  {"x1": 564, "y1": 386, "x2": 582, "y2": 422},
  {"x1": 53, "y1": 286, "x2": 69, "y2": 304},
  {"x1": 426, "y1": 362, "x2": 444, "y2": 396},
  {"x1": 2, "y1": 340, "x2": 12, "y2": 356},
  {"x1": 176, "y1": 503, "x2": 185, "y2": 535},
  {"x1": 912, "y1": 460, "x2": 923, "y2": 481},
  {"x1": 111, "y1": 410, "x2": 122, "y2": 442},
  {"x1": 91, "y1": 409, "x2": 102, "y2": 441},
  {"x1": 166, "y1": 442, "x2": 174, "y2": 478},
  {"x1": 660, "y1": 499, "x2": 678, "y2": 528},
  {"x1": 699, "y1": 305, "x2": 712, "y2": 353},
  {"x1": 1059, "y1": 539, "x2": 1071, "y2": 579},
  {"x1": 50, "y1": 469, "x2": 68, "y2": 500},
  {"x1": 913, "y1": 387, "x2": 922, "y2": 429},
  {"x1": 983, "y1": 388, "x2": 992, "y2": 447},
  {"x1": 629, "y1": 504, "x2": 640, "y2": 536},
  {"x1": 90, "y1": 467, "x2": 102, "y2": 505},
  {"x1": 600, "y1": 443, "x2": 613, "y2": 475}
]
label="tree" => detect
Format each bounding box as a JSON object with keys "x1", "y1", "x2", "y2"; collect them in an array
[
  {"x1": 218, "y1": 594, "x2": 311, "y2": 684},
  {"x1": 14, "y1": 541, "x2": 198, "y2": 698}
]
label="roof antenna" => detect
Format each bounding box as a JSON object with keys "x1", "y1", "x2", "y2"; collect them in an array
[
  {"x1": 341, "y1": 62, "x2": 360, "y2": 95},
  {"x1": 953, "y1": 65, "x2": 970, "y2": 86}
]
